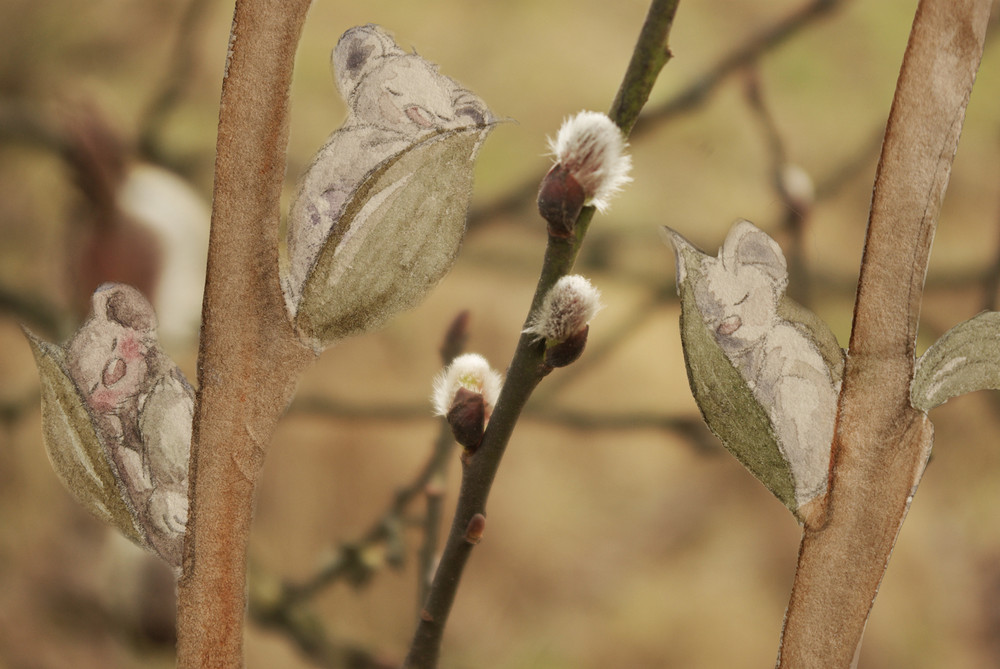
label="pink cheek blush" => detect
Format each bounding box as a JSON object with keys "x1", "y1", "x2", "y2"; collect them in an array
[
  {"x1": 88, "y1": 388, "x2": 123, "y2": 413},
  {"x1": 117, "y1": 334, "x2": 147, "y2": 362}
]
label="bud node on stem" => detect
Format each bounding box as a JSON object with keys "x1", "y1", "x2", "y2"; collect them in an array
[{"x1": 463, "y1": 513, "x2": 486, "y2": 544}]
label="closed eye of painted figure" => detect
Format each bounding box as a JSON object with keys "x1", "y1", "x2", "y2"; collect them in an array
[
  {"x1": 671, "y1": 220, "x2": 841, "y2": 510},
  {"x1": 286, "y1": 23, "x2": 493, "y2": 310}
]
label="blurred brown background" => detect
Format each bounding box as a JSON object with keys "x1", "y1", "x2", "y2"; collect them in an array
[{"x1": 2, "y1": 0, "x2": 1000, "y2": 667}]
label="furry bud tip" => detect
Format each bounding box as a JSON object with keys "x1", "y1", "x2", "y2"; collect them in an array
[
  {"x1": 431, "y1": 353, "x2": 503, "y2": 419},
  {"x1": 524, "y1": 275, "x2": 603, "y2": 345},
  {"x1": 547, "y1": 111, "x2": 632, "y2": 213}
]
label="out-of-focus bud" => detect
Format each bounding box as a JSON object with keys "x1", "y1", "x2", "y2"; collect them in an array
[
  {"x1": 524, "y1": 275, "x2": 603, "y2": 368},
  {"x1": 537, "y1": 111, "x2": 632, "y2": 237},
  {"x1": 779, "y1": 163, "x2": 815, "y2": 215},
  {"x1": 432, "y1": 353, "x2": 503, "y2": 453}
]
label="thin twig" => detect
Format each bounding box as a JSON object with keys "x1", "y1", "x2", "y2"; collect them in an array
[
  {"x1": 0, "y1": 284, "x2": 72, "y2": 341},
  {"x1": 249, "y1": 576, "x2": 398, "y2": 669},
  {"x1": 415, "y1": 422, "x2": 454, "y2": 615},
  {"x1": 289, "y1": 394, "x2": 716, "y2": 446},
  {"x1": 741, "y1": 66, "x2": 813, "y2": 305},
  {"x1": 418, "y1": 311, "x2": 470, "y2": 612},
  {"x1": 634, "y1": 0, "x2": 840, "y2": 134},
  {"x1": 280, "y1": 314, "x2": 469, "y2": 607},
  {"x1": 403, "y1": 2, "x2": 680, "y2": 667},
  {"x1": 248, "y1": 313, "x2": 471, "y2": 669},
  {"x1": 137, "y1": 0, "x2": 214, "y2": 170},
  {"x1": 466, "y1": 0, "x2": 843, "y2": 230}
]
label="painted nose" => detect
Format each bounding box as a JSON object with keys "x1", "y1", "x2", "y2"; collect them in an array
[
  {"x1": 405, "y1": 105, "x2": 435, "y2": 127},
  {"x1": 103, "y1": 357, "x2": 127, "y2": 386},
  {"x1": 717, "y1": 315, "x2": 742, "y2": 336}
]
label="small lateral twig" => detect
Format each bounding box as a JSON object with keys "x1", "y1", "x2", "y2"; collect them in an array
[
  {"x1": 137, "y1": 0, "x2": 212, "y2": 167},
  {"x1": 249, "y1": 580, "x2": 397, "y2": 669},
  {"x1": 635, "y1": 0, "x2": 840, "y2": 134},
  {"x1": 273, "y1": 418, "x2": 453, "y2": 606},
  {"x1": 402, "y1": 2, "x2": 679, "y2": 667},
  {"x1": 741, "y1": 66, "x2": 813, "y2": 305},
  {"x1": 249, "y1": 314, "x2": 471, "y2": 667},
  {"x1": 532, "y1": 283, "x2": 672, "y2": 402},
  {"x1": 777, "y1": 0, "x2": 993, "y2": 665},
  {"x1": 277, "y1": 313, "x2": 469, "y2": 607}
]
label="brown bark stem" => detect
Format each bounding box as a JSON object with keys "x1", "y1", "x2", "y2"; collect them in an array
[
  {"x1": 175, "y1": 1, "x2": 315, "y2": 667},
  {"x1": 777, "y1": 0, "x2": 992, "y2": 666}
]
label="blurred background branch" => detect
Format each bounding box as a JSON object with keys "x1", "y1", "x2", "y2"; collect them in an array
[{"x1": 1, "y1": 1, "x2": 999, "y2": 667}]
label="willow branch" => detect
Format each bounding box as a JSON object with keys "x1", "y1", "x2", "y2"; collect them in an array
[
  {"x1": 175, "y1": 1, "x2": 315, "y2": 667},
  {"x1": 466, "y1": 0, "x2": 842, "y2": 230},
  {"x1": 403, "y1": 2, "x2": 679, "y2": 667},
  {"x1": 778, "y1": 0, "x2": 992, "y2": 665}
]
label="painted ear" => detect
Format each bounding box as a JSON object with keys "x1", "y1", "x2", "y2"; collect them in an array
[
  {"x1": 659, "y1": 226, "x2": 700, "y2": 286},
  {"x1": 94, "y1": 284, "x2": 157, "y2": 333},
  {"x1": 452, "y1": 88, "x2": 491, "y2": 126},
  {"x1": 722, "y1": 219, "x2": 787, "y2": 290},
  {"x1": 332, "y1": 24, "x2": 405, "y2": 100}
]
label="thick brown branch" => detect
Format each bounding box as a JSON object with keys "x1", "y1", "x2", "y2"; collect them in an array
[
  {"x1": 175, "y1": 1, "x2": 315, "y2": 667},
  {"x1": 778, "y1": 0, "x2": 992, "y2": 665}
]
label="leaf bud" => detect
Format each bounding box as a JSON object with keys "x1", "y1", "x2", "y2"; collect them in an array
[
  {"x1": 544, "y1": 110, "x2": 632, "y2": 216},
  {"x1": 432, "y1": 353, "x2": 503, "y2": 452},
  {"x1": 524, "y1": 275, "x2": 603, "y2": 368}
]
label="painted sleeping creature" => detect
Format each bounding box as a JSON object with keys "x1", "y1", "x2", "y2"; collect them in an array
[
  {"x1": 665, "y1": 221, "x2": 843, "y2": 520},
  {"x1": 64, "y1": 284, "x2": 193, "y2": 569},
  {"x1": 286, "y1": 23, "x2": 494, "y2": 310}
]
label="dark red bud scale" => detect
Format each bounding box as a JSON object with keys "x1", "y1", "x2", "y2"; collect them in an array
[
  {"x1": 544, "y1": 325, "x2": 589, "y2": 368},
  {"x1": 446, "y1": 387, "x2": 486, "y2": 453},
  {"x1": 537, "y1": 164, "x2": 586, "y2": 239}
]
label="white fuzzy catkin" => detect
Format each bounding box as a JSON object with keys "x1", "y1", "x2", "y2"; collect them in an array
[
  {"x1": 524, "y1": 275, "x2": 603, "y2": 342},
  {"x1": 431, "y1": 353, "x2": 503, "y2": 417},
  {"x1": 548, "y1": 111, "x2": 632, "y2": 212}
]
